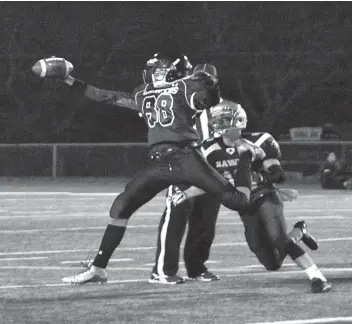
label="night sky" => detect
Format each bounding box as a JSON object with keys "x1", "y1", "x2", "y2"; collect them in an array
[{"x1": 0, "y1": 2, "x2": 351, "y2": 143}]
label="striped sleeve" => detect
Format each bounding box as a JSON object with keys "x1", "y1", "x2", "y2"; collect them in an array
[{"x1": 194, "y1": 110, "x2": 212, "y2": 142}]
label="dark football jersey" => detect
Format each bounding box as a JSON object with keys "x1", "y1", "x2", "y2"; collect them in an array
[
  {"x1": 201, "y1": 132, "x2": 281, "y2": 198},
  {"x1": 134, "y1": 74, "x2": 219, "y2": 146},
  {"x1": 73, "y1": 72, "x2": 219, "y2": 147}
]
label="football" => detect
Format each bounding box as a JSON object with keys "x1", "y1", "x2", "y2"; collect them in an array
[{"x1": 31, "y1": 56, "x2": 73, "y2": 78}]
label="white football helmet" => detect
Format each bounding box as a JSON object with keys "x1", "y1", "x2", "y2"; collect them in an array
[{"x1": 210, "y1": 100, "x2": 247, "y2": 136}]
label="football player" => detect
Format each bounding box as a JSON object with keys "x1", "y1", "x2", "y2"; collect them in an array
[
  {"x1": 151, "y1": 100, "x2": 332, "y2": 293},
  {"x1": 57, "y1": 53, "x2": 256, "y2": 284},
  {"x1": 320, "y1": 152, "x2": 352, "y2": 190}
]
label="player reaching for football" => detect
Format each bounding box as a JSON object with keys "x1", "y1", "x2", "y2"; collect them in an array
[
  {"x1": 150, "y1": 100, "x2": 332, "y2": 293},
  {"x1": 33, "y1": 53, "x2": 257, "y2": 284}
]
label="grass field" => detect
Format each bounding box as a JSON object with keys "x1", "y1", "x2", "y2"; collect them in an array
[{"x1": 0, "y1": 179, "x2": 351, "y2": 324}]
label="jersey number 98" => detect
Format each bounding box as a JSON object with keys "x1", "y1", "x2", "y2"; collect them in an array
[{"x1": 142, "y1": 93, "x2": 175, "y2": 128}]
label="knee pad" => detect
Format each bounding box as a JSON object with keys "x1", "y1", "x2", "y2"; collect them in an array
[
  {"x1": 109, "y1": 195, "x2": 130, "y2": 220},
  {"x1": 264, "y1": 262, "x2": 282, "y2": 271},
  {"x1": 254, "y1": 248, "x2": 283, "y2": 271}
]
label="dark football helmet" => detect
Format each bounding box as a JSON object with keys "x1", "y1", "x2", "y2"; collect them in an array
[{"x1": 143, "y1": 52, "x2": 193, "y2": 87}]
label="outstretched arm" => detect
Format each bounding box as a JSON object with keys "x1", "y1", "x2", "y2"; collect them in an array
[{"x1": 64, "y1": 76, "x2": 139, "y2": 111}]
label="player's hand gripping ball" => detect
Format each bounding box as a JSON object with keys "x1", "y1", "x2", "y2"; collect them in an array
[{"x1": 31, "y1": 56, "x2": 73, "y2": 79}]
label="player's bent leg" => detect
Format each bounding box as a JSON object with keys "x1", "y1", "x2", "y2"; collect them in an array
[
  {"x1": 240, "y1": 207, "x2": 283, "y2": 271},
  {"x1": 257, "y1": 194, "x2": 289, "y2": 262},
  {"x1": 185, "y1": 149, "x2": 251, "y2": 212},
  {"x1": 258, "y1": 192, "x2": 331, "y2": 293},
  {"x1": 184, "y1": 194, "x2": 221, "y2": 281}
]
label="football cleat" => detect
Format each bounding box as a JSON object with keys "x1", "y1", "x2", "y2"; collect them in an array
[
  {"x1": 171, "y1": 191, "x2": 188, "y2": 206},
  {"x1": 62, "y1": 265, "x2": 107, "y2": 285},
  {"x1": 148, "y1": 273, "x2": 185, "y2": 285},
  {"x1": 187, "y1": 271, "x2": 220, "y2": 282},
  {"x1": 294, "y1": 221, "x2": 319, "y2": 250},
  {"x1": 311, "y1": 278, "x2": 332, "y2": 293}
]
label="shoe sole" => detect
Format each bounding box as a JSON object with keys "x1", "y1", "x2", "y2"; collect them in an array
[
  {"x1": 302, "y1": 236, "x2": 319, "y2": 251},
  {"x1": 148, "y1": 279, "x2": 185, "y2": 285},
  {"x1": 185, "y1": 277, "x2": 220, "y2": 282},
  {"x1": 62, "y1": 277, "x2": 107, "y2": 285}
]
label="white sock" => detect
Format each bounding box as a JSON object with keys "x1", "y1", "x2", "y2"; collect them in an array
[
  {"x1": 304, "y1": 265, "x2": 327, "y2": 281},
  {"x1": 91, "y1": 265, "x2": 106, "y2": 274}
]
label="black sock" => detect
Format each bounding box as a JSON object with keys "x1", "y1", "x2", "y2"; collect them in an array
[
  {"x1": 284, "y1": 240, "x2": 305, "y2": 260},
  {"x1": 93, "y1": 224, "x2": 127, "y2": 269}
]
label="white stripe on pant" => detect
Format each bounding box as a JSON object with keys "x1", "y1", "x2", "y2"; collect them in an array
[{"x1": 157, "y1": 186, "x2": 173, "y2": 275}]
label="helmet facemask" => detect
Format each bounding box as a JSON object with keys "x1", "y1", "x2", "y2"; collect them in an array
[
  {"x1": 145, "y1": 54, "x2": 193, "y2": 88},
  {"x1": 210, "y1": 102, "x2": 247, "y2": 138}
]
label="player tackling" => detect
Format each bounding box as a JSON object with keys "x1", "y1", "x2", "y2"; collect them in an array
[
  {"x1": 151, "y1": 100, "x2": 332, "y2": 293},
  {"x1": 33, "y1": 53, "x2": 257, "y2": 284}
]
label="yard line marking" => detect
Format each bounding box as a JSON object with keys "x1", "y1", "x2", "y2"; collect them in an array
[
  {"x1": 0, "y1": 237, "x2": 350, "y2": 256},
  {"x1": 0, "y1": 192, "x2": 348, "y2": 199},
  {"x1": 0, "y1": 267, "x2": 350, "y2": 290},
  {"x1": 0, "y1": 279, "x2": 147, "y2": 289},
  {"x1": 0, "y1": 192, "x2": 120, "y2": 196},
  {"x1": 222, "y1": 216, "x2": 349, "y2": 220},
  {"x1": 0, "y1": 192, "x2": 169, "y2": 197},
  {"x1": 275, "y1": 209, "x2": 352, "y2": 212},
  {"x1": 0, "y1": 225, "x2": 158, "y2": 233},
  {"x1": 4, "y1": 211, "x2": 63, "y2": 214},
  {"x1": 0, "y1": 249, "x2": 94, "y2": 256},
  {"x1": 0, "y1": 257, "x2": 48, "y2": 261},
  {"x1": 144, "y1": 260, "x2": 221, "y2": 266},
  {"x1": 318, "y1": 237, "x2": 353, "y2": 242},
  {"x1": 1, "y1": 198, "x2": 98, "y2": 201},
  {"x1": 0, "y1": 213, "x2": 350, "y2": 221},
  {"x1": 246, "y1": 316, "x2": 353, "y2": 324},
  {"x1": 216, "y1": 237, "x2": 352, "y2": 245},
  {"x1": 0, "y1": 266, "x2": 152, "y2": 270},
  {"x1": 0, "y1": 212, "x2": 157, "y2": 219},
  {"x1": 0, "y1": 266, "x2": 349, "y2": 272},
  {"x1": 0, "y1": 218, "x2": 349, "y2": 233},
  {"x1": 218, "y1": 267, "x2": 352, "y2": 273},
  {"x1": 61, "y1": 258, "x2": 133, "y2": 264}
]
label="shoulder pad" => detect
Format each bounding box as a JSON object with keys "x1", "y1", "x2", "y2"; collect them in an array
[
  {"x1": 201, "y1": 137, "x2": 223, "y2": 158},
  {"x1": 243, "y1": 132, "x2": 267, "y2": 144},
  {"x1": 244, "y1": 132, "x2": 281, "y2": 159},
  {"x1": 202, "y1": 137, "x2": 218, "y2": 149}
]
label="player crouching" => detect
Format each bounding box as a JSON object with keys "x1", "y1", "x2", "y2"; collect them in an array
[{"x1": 172, "y1": 101, "x2": 332, "y2": 293}]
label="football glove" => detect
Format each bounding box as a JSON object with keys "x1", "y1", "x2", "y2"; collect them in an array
[
  {"x1": 235, "y1": 139, "x2": 265, "y2": 161},
  {"x1": 171, "y1": 189, "x2": 188, "y2": 206}
]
